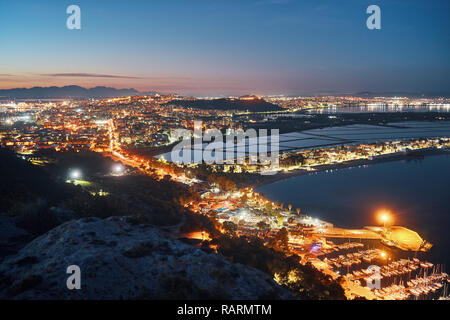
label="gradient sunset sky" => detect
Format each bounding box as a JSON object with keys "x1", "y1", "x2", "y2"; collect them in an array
[{"x1": 1, "y1": 0, "x2": 449, "y2": 96}]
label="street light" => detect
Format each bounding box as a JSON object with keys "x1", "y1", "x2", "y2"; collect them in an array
[
  {"x1": 113, "y1": 163, "x2": 123, "y2": 174},
  {"x1": 70, "y1": 169, "x2": 81, "y2": 180},
  {"x1": 377, "y1": 210, "x2": 391, "y2": 228}
]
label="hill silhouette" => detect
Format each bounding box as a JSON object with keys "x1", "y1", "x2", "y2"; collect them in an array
[{"x1": 166, "y1": 97, "x2": 283, "y2": 112}]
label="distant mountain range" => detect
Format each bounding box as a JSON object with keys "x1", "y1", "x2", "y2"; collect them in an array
[
  {"x1": 0, "y1": 85, "x2": 153, "y2": 99},
  {"x1": 2, "y1": 85, "x2": 448, "y2": 100}
]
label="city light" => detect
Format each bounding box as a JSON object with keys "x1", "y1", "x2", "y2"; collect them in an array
[
  {"x1": 70, "y1": 169, "x2": 81, "y2": 180},
  {"x1": 0, "y1": 0, "x2": 449, "y2": 302},
  {"x1": 377, "y1": 209, "x2": 392, "y2": 228},
  {"x1": 113, "y1": 163, "x2": 123, "y2": 174}
]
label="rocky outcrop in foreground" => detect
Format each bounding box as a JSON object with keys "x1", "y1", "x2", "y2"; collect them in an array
[
  {"x1": 0, "y1": 215, "x2": 31, "y2": 261},
  {"x1": 0, "y1": 216, "x2": 294, "y2": 300}
]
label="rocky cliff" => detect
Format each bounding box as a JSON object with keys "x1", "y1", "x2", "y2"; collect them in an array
[{"x1": 0, "y1": 216, "x2": 294, "y2": 300}]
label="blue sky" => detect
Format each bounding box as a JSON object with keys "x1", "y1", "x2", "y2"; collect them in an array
[{"x1": 1, "y1": 0, "x2": 449, "y2": 95}]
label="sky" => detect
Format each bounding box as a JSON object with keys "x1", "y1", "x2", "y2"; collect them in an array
[{"x1": 0, "y1": 0, "x2": 449, "y2": 96}]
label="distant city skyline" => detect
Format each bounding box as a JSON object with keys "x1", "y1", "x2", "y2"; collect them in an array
[{"x1": 1, "y1": 0, "x2": 449, "y2": 95}]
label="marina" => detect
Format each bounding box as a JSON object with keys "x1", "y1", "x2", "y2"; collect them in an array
[{"x1": 307, "y1": 239, "x2": 449, "y2": 300}]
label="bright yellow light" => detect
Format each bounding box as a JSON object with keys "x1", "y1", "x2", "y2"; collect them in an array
[
  {"x1": 380, "y1": 251, "x2": 387, "y2": 259},
  {"x1": 377, "y1": 209, "x2": 392, "y2": 225}
]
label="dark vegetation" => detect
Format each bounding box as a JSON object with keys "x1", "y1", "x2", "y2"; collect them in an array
[
  {"x1": 0, "y1": 149, "x2": 195, "y2": 236},
  {"x1": 213, "y1": 234, "x2": 346, "y2": 300},
  {"x1": 34, "y1": 149, "x2": 118, "y2": 178},
  {"x1": 165, "y1": 98, "x2": 283, "y2": 112},
  {"x1": 0, "y1": 149, "x2": 75, "y2": 214},
  {"x1": 179, "y1": 210, "x2": 221, "y2": 237},
  {"x1": 189, "y1": 163, "x2": 276, "y2": 189},
  {"x1": 90, "y1": 174, "x2": 199, "y2": 225}
]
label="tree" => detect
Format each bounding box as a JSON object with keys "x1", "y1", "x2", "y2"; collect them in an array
[
  {"x1": 296, "y1": 208, "x2": 301, "y2": 215},
  {"x1": 240, "y1": 194, "x2": 248, "y2": 205},
  {"x1": 265, "y1": 202, "x2": 273, "y2": 215},
  {"x1": 269, "y1": 227, "x2": 289, "y2": 252},
  {"x1": 215, "y1": 235, "x2": 346, "y2": 300},
  {"x1": 256, "y1": 221, "x2": 270, "y2": 235},
  {"x1": 288, "y1": 204, "x2": 292, "y2": 211},
  {"x1": 276, "y1": 215, "x2": 284, "y2": 227},
  {"x1": 222, "y1": 221, "x2": 237, "y2": 237}
]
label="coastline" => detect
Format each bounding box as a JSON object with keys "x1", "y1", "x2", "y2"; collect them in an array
[{"x1": 251, "y1": 147, "x2": 450, "y2": 189}]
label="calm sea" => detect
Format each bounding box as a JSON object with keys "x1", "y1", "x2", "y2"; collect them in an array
[{"x1": 257, "y1": 154, "x2": 450, "y2": 265}]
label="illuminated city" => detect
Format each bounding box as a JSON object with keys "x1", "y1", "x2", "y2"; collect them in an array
[
  {"x1": 0, "y1": 0, "x2": 449, "y2": 312},
  {"x1": 1, "y1": 93, "x2": 449, "y2": 301}
]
